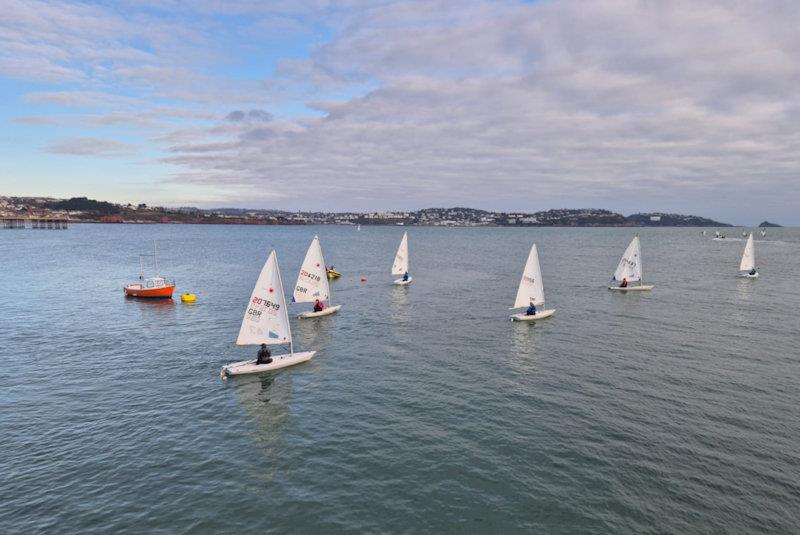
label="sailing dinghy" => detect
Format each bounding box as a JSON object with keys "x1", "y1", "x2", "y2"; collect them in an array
[
  {"x1": 738, "y1": 233, "x2": 758, "y2": 278},
  {"x1": 294, "y1": 236, "x2": 341, "y2": 318},
  {"x1": 608, "y1": 236, "x2": 654, "y2": 291},
  {"x1": 392, "y1": 231, "x2": 412, "y2": 285},
  {"x1": 220, "y1": 250, "x2": 315, "y2": 378},
  {"x1": 510, "y1": 244, "x2": 555, "y2": 321}
]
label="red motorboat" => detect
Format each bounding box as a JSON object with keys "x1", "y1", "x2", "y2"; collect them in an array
[{"x1": 124, "y1": 242, "x2": 175, "y2": 299}]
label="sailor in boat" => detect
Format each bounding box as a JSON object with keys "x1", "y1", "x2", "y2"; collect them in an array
[
  {"x1": 620, "y1": 278, "x2": 628, "y2": 288},
  {"x1": 256, "y1": 343, "x2": 272, "y2": 365},
  {"x1": 402, "y1": 272, "x2": 409, "y2": 282},
  {"x1": 313, "y1": 299, "x2": 324, "y2": 313},
  {"x1": 749, "y1": 267, "x2": 757, "y2": 276},
  {"x1": 525, "y1": 303, "x2": 537, "y2": 316}
]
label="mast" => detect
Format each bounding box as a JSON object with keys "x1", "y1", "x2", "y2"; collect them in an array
[
  {"x1": 637, "y1": 234, "x2": 644, "y2": 287},
  {"x1": 323, "y1": 237, "x2": 333, "y2": 307},
  {"x1": 275, "y1": 251, "x2": 293, "y2": 356}
]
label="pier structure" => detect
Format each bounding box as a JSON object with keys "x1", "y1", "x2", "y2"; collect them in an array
[{"x1": 1, "y1": 217, "x2": 69, "y2": 229}]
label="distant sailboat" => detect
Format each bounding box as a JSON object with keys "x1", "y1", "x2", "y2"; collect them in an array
[
  {"x1": 742, "y1": 230, "x2": 748, "y2": 237},
  {"x1": 608, "y1": 236, "x2": 654, "y2": 291},
  {"x1": 357, "y1": 224, "x2": 361, "y2": 231},
  {"x1": 702, "y1": 230, "x2": 707, "y2": 236},
  {"x1": 713, "y1": 229, "x2": 726, "y2": 241},
  {"x1": 392, "y1": 231, "x2": 412, "y2": 285},
  {"x1": 738, "y1": 233, "x2": 759, "y2": 278},
  {"x1": 760, "y1": 228, "x2": 766, "y2": 237},
  {"x1": 510, "y1": 244, "x2": 555, "y2": 321},
  {"x1": 294, "y1": 236, "x2": 341, "y2": 318},
  {"x1": 220, "y1": 250, "x2": 315, "y2": 378}
]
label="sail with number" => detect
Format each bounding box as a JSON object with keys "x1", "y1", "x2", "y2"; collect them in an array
[
  {"x1": 237, "y1": 250, "x2": 291, "y2": 346},
  {"x1": 293, "y1": 235, "x2": 331, "y2": 304},
  {"x1": 513, "y1": 244, "x2": 545, "y2": 308},
  {"x1": 613, "y1": 236, "x2": 643, "y2": 282},
  {"x1": 739, "y1": 233, "x2": 755, "y2": 272},
  {"x1": 391, "y1": 232, "x2": 409, "y2": 275}
]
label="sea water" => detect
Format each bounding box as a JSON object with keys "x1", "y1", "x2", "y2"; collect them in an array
[{"x1": 1, "y1": 225, "x2": 799, "y2": 533}]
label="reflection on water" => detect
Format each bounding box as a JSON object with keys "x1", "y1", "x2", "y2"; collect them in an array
[
  {"x1": 292, "y1": 311, "x2": 334, "y2": 354},
  {"x1": 508, "y1": 317, "x2": 543, "y2": 374},
  {"x1": 389, "y1": 284, "x2": 412, "y2": 323},
  {"x1": 232, "y1": 373, "x2": 293, "y2": 478},
  {"x1": 735, "y1": 277, "x2": 756, "y2": 302},
  {"x1": 123, "y1": 296, "x2": 176, "y2": 317}
]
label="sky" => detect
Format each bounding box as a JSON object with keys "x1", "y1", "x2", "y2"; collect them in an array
[{"x1": 1, "y1": 0, "x2": 799, "y2": 224}]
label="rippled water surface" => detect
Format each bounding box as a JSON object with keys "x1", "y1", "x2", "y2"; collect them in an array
[{"x1": 2, "y1": 224, "x2": 800, "y2": 533}]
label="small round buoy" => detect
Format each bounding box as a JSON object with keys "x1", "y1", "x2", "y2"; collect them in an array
[
  {"x1": 181, "y1": 293, "x2": 196, "y2": 303},
  {"x1": 360, "y1": 276, "x2": 367, "y2": 282}
]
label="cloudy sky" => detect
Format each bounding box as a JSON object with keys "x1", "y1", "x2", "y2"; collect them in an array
[{"x1": 1, "y1": 0, "x2": 799, "y2": 223}]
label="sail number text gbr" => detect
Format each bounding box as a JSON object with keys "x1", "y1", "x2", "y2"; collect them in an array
[{"x1": 248, "y1": 296, "x2": 281, "y2": 319}]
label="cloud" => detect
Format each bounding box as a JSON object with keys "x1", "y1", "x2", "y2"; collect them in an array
[
  {"x1": 159, "y1": 0, "x2": 800, "y2": 217},
  {"x1": 225, "y1": 109, "x2": 274, "y2": 122},
  {"x1": 47, "y1": 137, "x2": 137, "y2": 157},
  {"x1": 25, "y1": 91, "x2": 146, "y2": 108},
  {"x1": 14, "y1": 116, "x2": 61, "y2": 125},
  {"x1": 4, "y1": 0, "x2": 800, "y2": 220}
]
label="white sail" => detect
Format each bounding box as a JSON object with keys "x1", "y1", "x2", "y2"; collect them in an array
[
  {"x1": 293, "y1": 235, "x2": 331, "y2": 303},
  {"x1": 391, "y1": 232, "x2": 409, "y2": 275},
  {"x1": 739, "y1": 233, "x2": 755, "y2": 271},
  {"x1": 513, "y1": 243, "x2": 545, "y2": 308},
  {"x1": 236, "y1": 250, "x2": 291, "y2": 346},
  {"x1": 613, "y1": 236, "x2": 643, "y2": 283}
]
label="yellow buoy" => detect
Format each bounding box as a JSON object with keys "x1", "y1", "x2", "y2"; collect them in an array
[{"x1": 180, "y1": 293, "x2": 196, "y2": 303}]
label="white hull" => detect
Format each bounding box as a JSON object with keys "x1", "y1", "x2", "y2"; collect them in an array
[
  {"x1": 738, "y1": 272, "x2": 759, "y2": 279},
  {"x1": 297, "y1": 304, "x2": 342, "y2": 319},
  {"x1": 221, "y1": 351, "x2": 316, "y2": 377},
  {"x1": 712, "y1": 237, "x2": 727, "y2": 241},
  {"x1": 393, "y1": 277, "x2": 413, "y2": 285},
  {"x1": 608, "y1": 285, "x2": 654, "y2": 291},
  {"x1": 511, "y1": 309, "x2": 555, "y2": 321}
]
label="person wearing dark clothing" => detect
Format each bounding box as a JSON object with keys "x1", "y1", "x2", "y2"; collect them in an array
[
  {"x1": 620, "y1": 278, "x2": 628, "y2": 288},
  {"x1": 749, "y1": 268, "x2": 757, "y2": 275},
  {"x1": 256, "y1": 343, "x2": 272, "y2": 365},
  {"x1": 526, "y1": 303, "x2": 536, "y2": 316},
  {"x1": 402, "y1": 272, "x2": 409, "y2": 282},
  {"x1": 313, "y1": 299, "x2": 324, "y2": 312}
]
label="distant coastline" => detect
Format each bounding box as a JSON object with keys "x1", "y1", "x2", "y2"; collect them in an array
[{"x1": 2, "y1": 196, "x2": 733, "y2": 227}]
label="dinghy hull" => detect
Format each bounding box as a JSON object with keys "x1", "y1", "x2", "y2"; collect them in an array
[
  {"x1": 511, "y1": 309, "x2": 555, "y2": 321},
  {"x1": 738, "y1": 273, "x2": 759, "y2": 279},
  {"x1": 221, "y1": 351, "x2": 316, "y2": 378},
  {"x1": 123, "y1": 283, "x2": 175, "y2": 298},
  {"x1": 297, "y1": 304, "x2": 342, "y2": 319},
  {"x1": 393, "y1": 277, "x2": 412, "y2": 285},
  {"x1": 608, "y1": 285, "x2": 654, "y2": 291}
]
